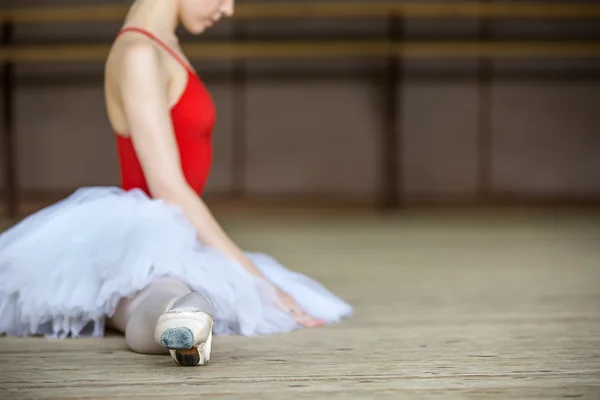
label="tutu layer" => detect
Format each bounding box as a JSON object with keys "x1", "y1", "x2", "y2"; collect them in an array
[{"x1": 0, "y1": 187, "x2": 352, "y2": 339}]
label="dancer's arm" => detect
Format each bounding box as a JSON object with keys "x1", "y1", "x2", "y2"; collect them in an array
[
  {"x1": 117, "y1": 43, "x2": 321, "y2": 327},
  {"x1": 117, "y1": 42, "x2": 265, "y2": 279}
]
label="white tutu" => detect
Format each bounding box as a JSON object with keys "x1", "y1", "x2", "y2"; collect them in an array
[{"x1": 0, "y1": 187, "x2": 352, "y2": 339}]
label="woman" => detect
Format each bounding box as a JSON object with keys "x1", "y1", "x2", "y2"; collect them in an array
[{"x1": 0, "y1": 0, "x2": 352, "y2": 367}]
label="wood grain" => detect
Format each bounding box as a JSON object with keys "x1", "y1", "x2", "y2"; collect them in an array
[{"x1": 1, "y1": 210, "x2": 599, "y2": 399}]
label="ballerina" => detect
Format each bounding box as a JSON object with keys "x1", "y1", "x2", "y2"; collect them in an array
[{"x1": 0, "y1": 0, "x2": 352, "y2": 367}]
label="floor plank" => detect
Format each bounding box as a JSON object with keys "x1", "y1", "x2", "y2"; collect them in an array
[{"x1": 1, "y1": 209, "x2": 599, "y2": 399}]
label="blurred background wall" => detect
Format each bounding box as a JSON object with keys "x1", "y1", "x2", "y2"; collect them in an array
[{"x1": 1, "y1": 0, "x2": 599, "y2": 212}]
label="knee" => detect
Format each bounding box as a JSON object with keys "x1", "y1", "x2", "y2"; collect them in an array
[{"x1": 151, "y1": 276, "x2": 192, "y2": 296}]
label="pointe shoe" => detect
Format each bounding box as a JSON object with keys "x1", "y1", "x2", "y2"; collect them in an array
[{"x1": 154, "y1": 293, "x2": 215, "y2": 367}]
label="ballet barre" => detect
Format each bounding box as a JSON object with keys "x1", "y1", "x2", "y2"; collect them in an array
[
  {"x1": 2, "y1": 2, "x2": 600, "y2": 22},
  {"x1": 2, "y1": 41, "x2": 600, "y2": 63},
  {"x1": 1, "y1": 2, "x2": 600, "y2": 217}
]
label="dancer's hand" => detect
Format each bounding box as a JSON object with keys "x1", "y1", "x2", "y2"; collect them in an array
[{"x1": 274, "y1": 286, "x2": 324, "y2": 328}]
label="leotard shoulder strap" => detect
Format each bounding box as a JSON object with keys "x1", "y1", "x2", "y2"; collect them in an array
[{"x1": 117, "y1": 26, "x2": 192, "y2": 73}]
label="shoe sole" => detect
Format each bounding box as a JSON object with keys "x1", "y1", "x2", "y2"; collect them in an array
[{"x1": 160, "y1": 327, "x2": 195, "y2": 349}]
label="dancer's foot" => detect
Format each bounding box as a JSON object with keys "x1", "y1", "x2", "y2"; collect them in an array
[{"x1": 154, "y1": 292, "x2": 214, "y2": 366}]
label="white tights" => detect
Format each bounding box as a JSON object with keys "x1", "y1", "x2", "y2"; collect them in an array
[{"x1": 107, "y1": 276, "x2": 200, "y2": 354}]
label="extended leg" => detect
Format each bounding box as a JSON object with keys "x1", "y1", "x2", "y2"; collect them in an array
[{"x1": 108, "y1": 276, "x2": 213, "y2": 363}]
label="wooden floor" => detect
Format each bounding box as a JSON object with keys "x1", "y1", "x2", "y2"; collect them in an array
[{"x1": 1, "y1": 208, "x2": 599, "y2": 399}]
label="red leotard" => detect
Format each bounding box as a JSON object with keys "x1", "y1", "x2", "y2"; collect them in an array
[{"x1": 114, "y1": 27, "x2": 216, "y2": 197}]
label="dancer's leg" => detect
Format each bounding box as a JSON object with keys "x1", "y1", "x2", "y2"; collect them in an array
[{"x1": 108, "y1": 276, "x2": 193, "y2": 354}]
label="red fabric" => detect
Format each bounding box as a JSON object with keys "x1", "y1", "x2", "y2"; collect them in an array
[{"x1": 114, "y1": 27, "x2": 216, "y2": 197}]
